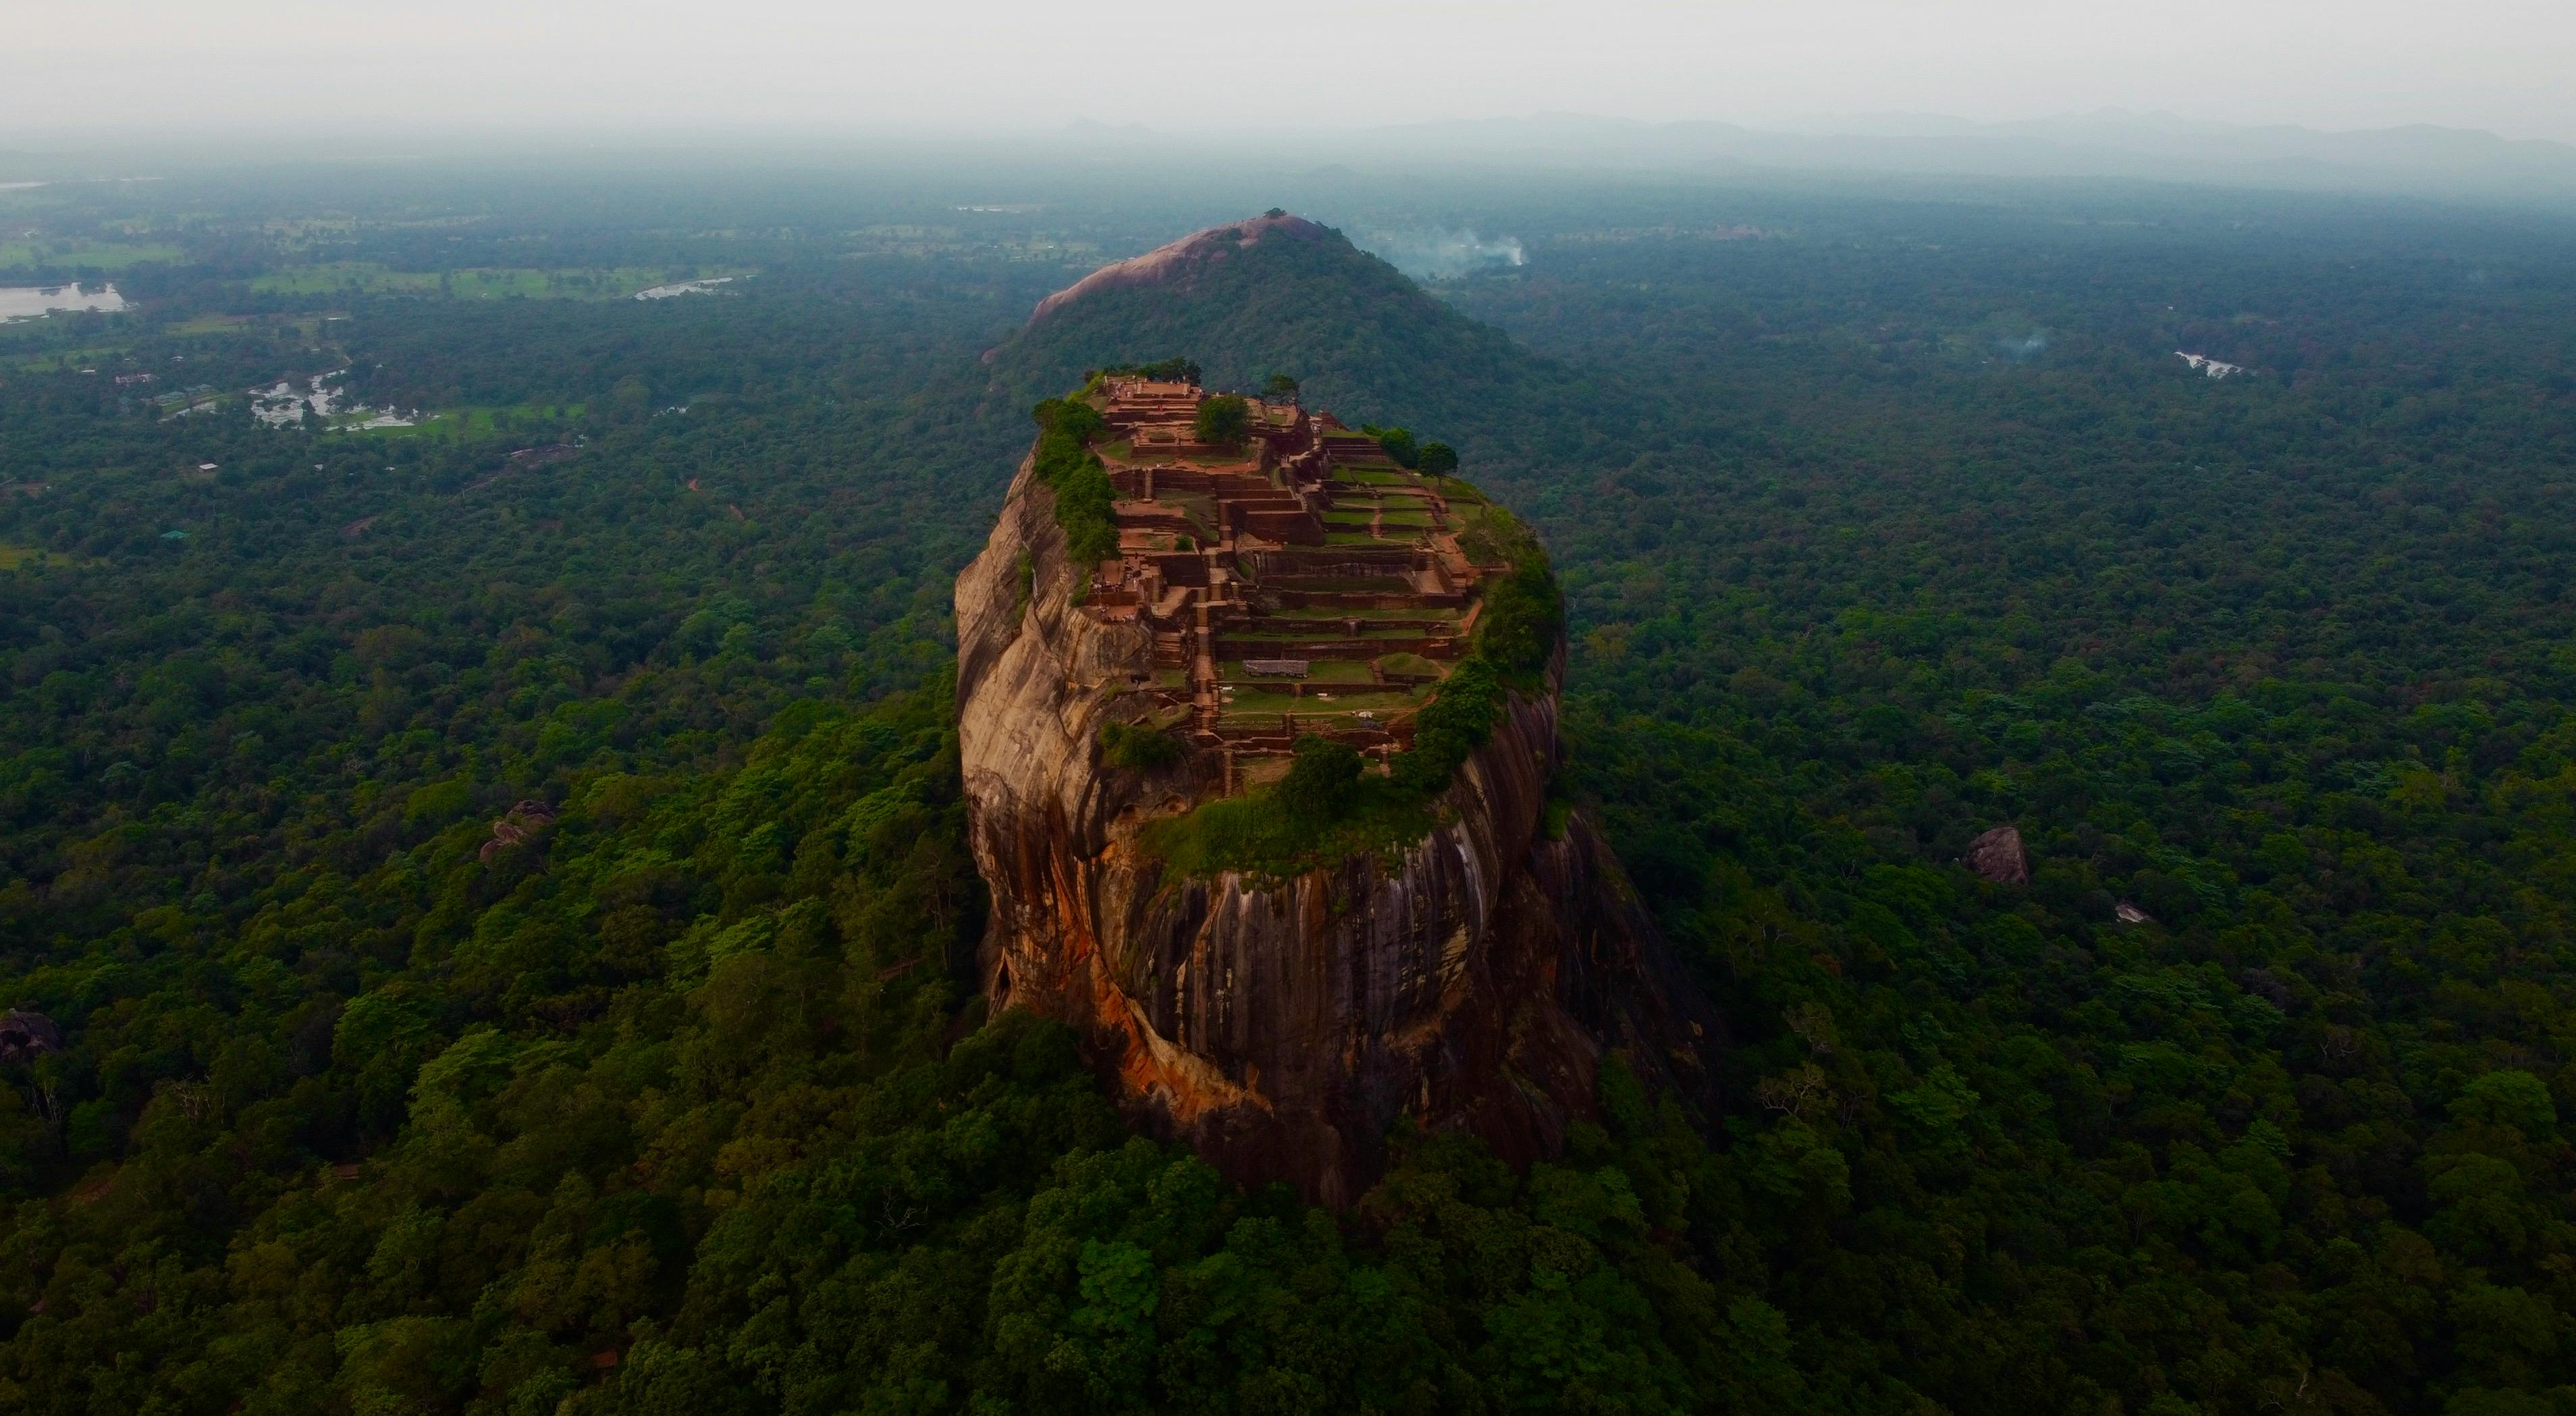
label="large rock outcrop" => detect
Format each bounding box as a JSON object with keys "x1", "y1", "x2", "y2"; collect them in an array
[
  {"x1": 957, "y1": 453, "x2": 1721, "y2": 1205},
  {"x1": 1025, "y1": 213, "x2": 1331, "y2": 326}
]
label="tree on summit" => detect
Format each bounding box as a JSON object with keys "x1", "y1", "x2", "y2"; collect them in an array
[
  {"x1": 1419, "y1": 440, "x2": 1457, "y2": 481},
  {"x1": 1366, "y1": 425, "x2": 1420, "y2": 468},
  {"x1": 1195, "y1": 393, "x2": 1251, "y2": 447},
  {"x1": 1262, "y1": 372, "x2": 1301, "y2": 402},
  {"x1": 1279, "y1": 734, "x2": 1363, "y2": 821}
]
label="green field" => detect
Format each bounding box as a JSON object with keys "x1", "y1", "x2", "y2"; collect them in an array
[
  {"x1": 0, "y1": 240, "x2": 184, "y2": 270},
  {"x1": 165, "y1": 313, "x2": 259, "y2": 335},
  {"x1": 0, "y1": 345, "x2": 126, "y2": 372},
  {"x1": 248, "y1": 263, "x2": 746, "y2": 300},
  {"x1": 332, "y1": 402, "x2": 588, "y2": 437},
  {"x1": 0, "y1": 542, "x2": 98, "y2": 570}
]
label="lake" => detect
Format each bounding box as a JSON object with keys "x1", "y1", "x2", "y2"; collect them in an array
[
  {"x1": 634, "y1": 277, "x2": 734, "y2": 300},
  {"x1": 0, "y1": 283, "x2": 126, "y2": 321}
]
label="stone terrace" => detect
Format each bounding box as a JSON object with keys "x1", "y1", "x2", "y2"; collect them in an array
[{"x1": 1077, "y1": 375, "x2": 1505, "y2": 792}]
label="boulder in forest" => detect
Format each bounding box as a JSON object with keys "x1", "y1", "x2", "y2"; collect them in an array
[
  {"x1": 1964, "y1": 825, "x2": 2030, "y2": 886},
  {"x1": 0, "y1": 1010, "x2": 61, "y2": 1062},
  {"x1": 479, "y1": 798, "x2": 558, "y2": 865}
]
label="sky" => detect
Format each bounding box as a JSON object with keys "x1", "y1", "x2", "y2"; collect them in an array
[{"x1": 7, "y1": 0, "x2": 2574, "y2": 147}]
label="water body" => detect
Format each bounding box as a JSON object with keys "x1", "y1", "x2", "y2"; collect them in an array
[
  {"x1": 633, "y1": 277, "x2": 734, "y2": 300},
  {"x1": 0, "y1": 283, "x2": 126, "y2": 321}
]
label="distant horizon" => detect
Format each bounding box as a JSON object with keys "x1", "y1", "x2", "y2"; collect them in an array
[
  {"x1": 4, "y1": 105, "x2": 2575, "y2": 157},
  {"x1": 13, "y1": 0, "x2": 2573, "y2": 148},
  {"x1": 9, "y1": 105, "x2": 2575, "y2": 219}
]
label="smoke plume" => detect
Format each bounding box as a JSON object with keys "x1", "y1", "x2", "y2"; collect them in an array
[{"x1": 1361, "y1": 228, "x2": 1527, "y2": 281}]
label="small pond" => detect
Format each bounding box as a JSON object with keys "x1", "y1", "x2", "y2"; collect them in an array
[{"x1": 0, "y1": 283, "x2": 126, "y2": 321}]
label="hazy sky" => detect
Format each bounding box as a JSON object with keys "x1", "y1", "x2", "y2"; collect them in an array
[{"x1": 9, "y1": 0, "x2": 2574, "y2": 146}]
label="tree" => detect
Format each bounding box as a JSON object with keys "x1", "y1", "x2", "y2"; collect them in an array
[
  {"x1": 1418, "y1": 440, "x2": 1457, "y2": 481},
  {"x1": 608, "y1": 375, "x2": 652, "y2": 423},
  {"x1": 1261, "y1": 373, "x2": 1301, "y2": 403},
  {"x1": 1194, "y1": 393, "x2": 1250, "y2": 447},
  {"x1": 1279, "y1": 735, "x2": 1362, "y2": 821}
]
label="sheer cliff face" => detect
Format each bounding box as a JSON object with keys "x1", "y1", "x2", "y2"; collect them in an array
[{"x1": 957, "y1": 454, "x2": 1720, "y2": 1205}]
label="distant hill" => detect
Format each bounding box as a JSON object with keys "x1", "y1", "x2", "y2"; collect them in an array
[
  {"x1": 976, "y1": 212, "x2": 1638, "y2": 479},
  {"x1": 1320, "y1": 109, "x2": 2576, "y2": 211}
]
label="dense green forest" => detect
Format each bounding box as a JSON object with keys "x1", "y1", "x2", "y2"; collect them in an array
[{"x1": 4, "y1": 163, "x2": 2576, "y2": 1414}]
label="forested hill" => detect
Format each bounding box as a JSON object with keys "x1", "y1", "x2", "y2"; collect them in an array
[{"x1": 982, "y1": 212, "x2": 1646, "y2": 480}]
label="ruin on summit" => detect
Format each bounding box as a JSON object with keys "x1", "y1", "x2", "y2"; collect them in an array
[{"x1": 1077, "y1": 375, "x2": 1509, "y2": 794}]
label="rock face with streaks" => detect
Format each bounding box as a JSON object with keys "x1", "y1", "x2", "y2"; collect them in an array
[{"x1": 956, "y1": 443, "x2": 1721, "y2": 1205}]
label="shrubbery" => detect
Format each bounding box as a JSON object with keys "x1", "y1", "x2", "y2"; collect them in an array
[
  {"x1": 1391, "y1": 655, "x2": 1507, "y2": 795},
  {"x1": 1477, "y1": 555, "x2": 1563, "y2": 685},
  {"x1": 1030, "y1": 396, "x2": 1119, "y2": 567},
  {"x1": 1089, "y1": 356, "x2": 1201, "y2": 384},
  {"x1": 1140, "y1": 735, "x2": 1436, "y2": 880},
  {"x1": 1279, "y1": 734, "x2": 1363, "y2": 817},
  {"x1": 1100, "y1": 718, "x2": 1184, "y2": 770}
]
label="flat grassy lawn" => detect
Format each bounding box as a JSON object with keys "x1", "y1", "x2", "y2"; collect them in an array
[
  {"x1": 1330, "y1": 607, "x2": 1451, "y2": 622},
  {"x1": 168, "y1": 313, "x2": 263, "y2": 336},
  {"x1": 1223, "y1": 628, "x2": 1429, "y2": 647},
  {"x1": 1162, "y1": 492, "x2": 1218, "y2": 533},
  {"x1": 1223, "y1": 658, "x2": 1377, "y2": 684},
  {"x1": 1218, "y1": 685, "x2": 1419, "y2": 717},
  {"x1": 1373, "y1": 652, "x2": 1447, "y2": 679}
]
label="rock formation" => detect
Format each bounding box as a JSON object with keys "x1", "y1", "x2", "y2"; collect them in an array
[
  {"x1": 1026, "y1": 213, "x2": 1331, "y2": 326},
  {"x1": 956, "y1": 369, "x2": 1719, "y2": 1205},
  {"x1": 1963, "y1": 824, "x2": 2030, "y2": 886},
  {"x1": 479, "y1": 798, "x2": 558, "y2": 867},
  {"x1": 0, "y1": 1009, "x2": 59, "y2": 1064}
]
